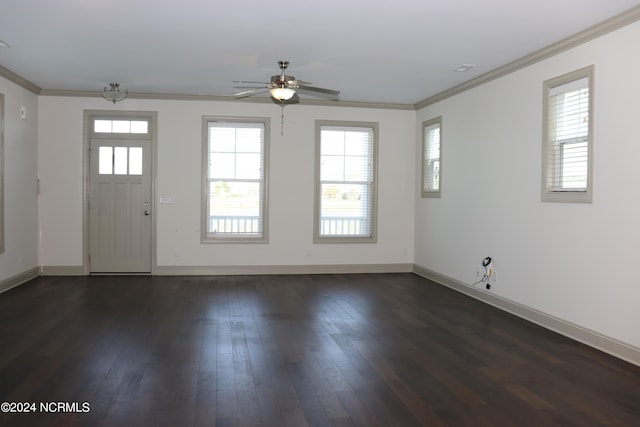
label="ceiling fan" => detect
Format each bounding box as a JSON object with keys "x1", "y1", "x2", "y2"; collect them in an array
[{"x1": 233, "y1": 60, "x2": 340, "y2": 104}]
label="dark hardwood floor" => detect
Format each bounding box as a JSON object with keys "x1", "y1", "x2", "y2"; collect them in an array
[{"x1": 0, "y1": 273, "x2": 638, "y2": 427}]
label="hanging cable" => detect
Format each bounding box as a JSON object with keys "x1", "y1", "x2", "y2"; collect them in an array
[{"x1": 280, "y1": 100, "x2": 285, "y2": 135}]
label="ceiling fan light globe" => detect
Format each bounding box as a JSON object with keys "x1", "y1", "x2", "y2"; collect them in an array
[
  {"x1": 102, "y1": 83, "x2": 127, "y2": 103},
  {"x1": 102, "y1": 92, "x2": 127, "y2": 103},
  {"x1": 270, "y1": 87, "x2": 295, "y2": 101}
]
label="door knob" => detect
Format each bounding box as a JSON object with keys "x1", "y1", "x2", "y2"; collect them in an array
[{"x1": 144, "y1": 210, "x2": 150, "y2": 216}]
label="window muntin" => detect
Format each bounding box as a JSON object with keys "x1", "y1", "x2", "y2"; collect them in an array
[
  {"x1": 542, "y1": 66, "x2": 593, "y2": 203},
  {"x1": 203, "y1": 118, "x2": 268, "y2": 242},
  {"x1": 422, "y1": 117, "x2": 441, "y2": 197},
  {"x1": 315, "y1": 121, "x2": 377, "y2": 242},
  {"x1": 98, "y1": 146, "x2": 143, "y2": 176}
]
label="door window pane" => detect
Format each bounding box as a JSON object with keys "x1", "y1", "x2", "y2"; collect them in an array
[
  {"x1": 130, "y1": 120, "x2": 149, "y2": 134},
  {"x1": 99, "y1": 146, "x2": 113, "y2": 174},
  {"x1": 129, "y1": 147, "x2": 143, "y2": 175},
  {"x1": 94, "y1": 120, "x2": 112, "y2": 133},
  {"x1": 114, "y1": 147, "x2": 128, "y2": 175},
  {"x1": 93, "y1": 119, "x2": 150, "y2": 135},
  {"x1": 112, "y1": 120, "x2": 131, "y2": 133}
]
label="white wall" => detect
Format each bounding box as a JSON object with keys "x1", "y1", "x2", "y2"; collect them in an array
[
  {"x1": 0, "y1": 76, "x2": 39, "y2": 284},
  {"x1": 11, "y1": 12, "x2": 640, "y2": 361},
  {"x1": 38, "y1": 97, "x2": 415, "y2": 271},
  {"x1": 415, "y1": 20, "x2": 640, "y2": 349}
]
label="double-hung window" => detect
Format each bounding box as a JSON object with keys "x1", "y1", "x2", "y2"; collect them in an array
[
  {"x1": 203, "y1": 117, "x2": 269, "y2": 242},
  {"x1": 542, "y1": 66, "x2": 593, "y2": 203},
  {"x1": 315, "y1": 121, "x2": 377, "y2": 243},
  {"x1": 422, "y1": 117, "x2": 441, "y2": 197}
]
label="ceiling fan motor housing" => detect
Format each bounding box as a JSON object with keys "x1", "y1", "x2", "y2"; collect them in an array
[{"x1": 271, "y1": 75, "x2": 296, "y2": 87}]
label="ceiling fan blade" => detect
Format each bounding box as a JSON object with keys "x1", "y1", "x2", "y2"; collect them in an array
[
  {"x1": 287, "y1": 79, "x2": 311, "y2": 87},
  {"x1": 234, "y1": 88, "x2": 269, "y2": 98},
  {"x1": 234, "y1": 85, "x2": 268, "y2": 91},
  {"x1": 296, "y1": 85, "x2": 340, "y2": 101},
  {"x1": 233, "y1": 80, "x2": 269, "y2": 85}
]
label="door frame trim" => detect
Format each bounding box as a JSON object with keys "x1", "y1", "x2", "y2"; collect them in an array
[{"x1": 82, "y1": 110, "x2": 157, "y2": 275}]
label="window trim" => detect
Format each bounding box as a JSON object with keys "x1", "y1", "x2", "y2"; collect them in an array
[
  {"x1": 421, "y1": 116, "x2": 442, "y2": 198},
  {"x1": 541, "y1": 65, "x2": 594, "y2": 203},
  {"x1": 314, "y1": 120, "x2": 378, "y2": 244},
  {"x1": 201, "y1": 116, "x2": 270, "y2": 243}
]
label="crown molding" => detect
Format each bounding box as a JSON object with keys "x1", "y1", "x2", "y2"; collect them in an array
[
  {"x1": 39, "y1": 89, "x2": 233, "y2": 101},
  {"x1": 0, "y1": 64, "x2": 41, "y2": 94},
  {"x1": 414, "y1": 4, "x2": 640, "y2": 110},
  {"x1": 7, "y1": 4, "x2": 640, "y2": 109},
  {"x1": 38, "y1": 89, "x2": 415, "y2": 110}
]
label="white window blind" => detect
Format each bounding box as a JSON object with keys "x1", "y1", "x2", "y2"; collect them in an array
[
  {"x1": 205, "y1": 120, "x2": 267, "y2": 241},
  {"x1": 547, "y1": 78, "x2": 589, "y2": 191},
  {"x1": 317, "y1": 123, "x2": 376, "y2": 240},
  {"x1": 542, "y1": 66, "x2": 593, "y2": 203},
  {"x1": 422, "y1": 118, "x2": 441, "y2": 196}
]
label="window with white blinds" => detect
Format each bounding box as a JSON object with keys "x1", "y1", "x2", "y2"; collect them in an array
[
  {"x1": 542, "y1": 66, "x2": 593, "y2": 203},
  {"x1": 422, "y1": 117, "x2": 441, "y2": 197},
  {"x1": 315, "y1": 121, "x2": 377, "y2": 242},
  {"x1": 203, "y1": 118, "x2": 269, "y2": 242}
]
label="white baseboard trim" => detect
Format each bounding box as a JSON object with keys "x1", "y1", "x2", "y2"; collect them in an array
[
  {"x1": 153, "y1": 263, "x2": 413, "y2": 276},
  {"x1": 413, "y1": 264, "x2": 640, "y2": 367},
  {"x1": 38, "y1": 263, "x2": 413, "y2": 276},
  {"x1": 0, "y1": 267, "x2": 40, "y2": 293},
  {"x1": 40, "y1": 266, "x2": 85, "y2": 276}
]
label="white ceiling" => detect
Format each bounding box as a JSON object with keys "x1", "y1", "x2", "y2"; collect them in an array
[{"x1": 2, "y1": 0, "x2": 640, "y2": 105}]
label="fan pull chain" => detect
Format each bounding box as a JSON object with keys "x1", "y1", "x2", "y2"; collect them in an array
[{"x1": 280, "y1": 102, "x2": 285, "y2": 135}]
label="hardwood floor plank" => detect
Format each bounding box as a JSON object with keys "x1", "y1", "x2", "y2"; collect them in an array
[
  {"x1": 1, "y1": 273, "x2": 639, "y2": 426},
  {"x1": 335, "y1": 389, "x2": 380, "y2": 427}
]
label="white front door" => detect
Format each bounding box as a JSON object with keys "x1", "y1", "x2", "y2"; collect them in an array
[{"x1": 89, "y1": 138, "x2": 151, "y2": 272}]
